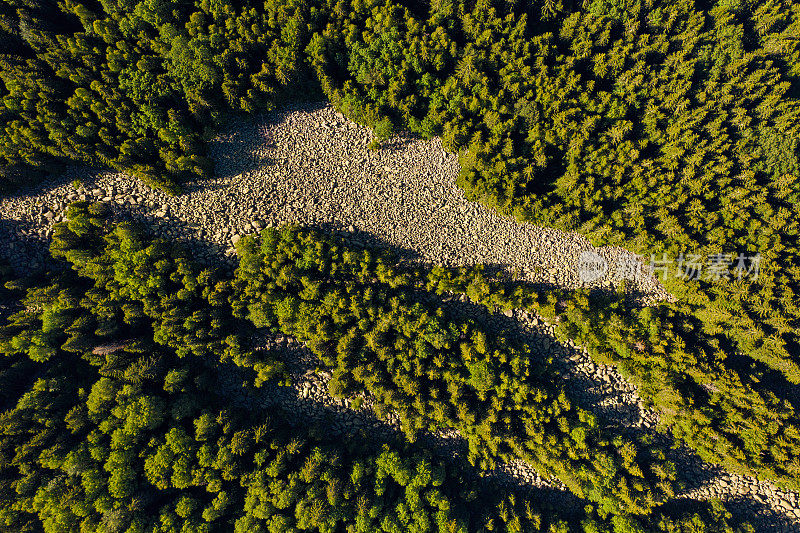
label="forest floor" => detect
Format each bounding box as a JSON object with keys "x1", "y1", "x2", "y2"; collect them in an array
[{"x1": 1, "y1": 102, "x2": 798, "y2": 530}]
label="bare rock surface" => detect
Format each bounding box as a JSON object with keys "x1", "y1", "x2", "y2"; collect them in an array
[{"x1": 0, "y1": 102, "x2": 797, "y2": 530}]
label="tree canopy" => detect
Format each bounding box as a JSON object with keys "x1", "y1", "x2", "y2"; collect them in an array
[{"x1": 0, "y1": 204, "x2": 757, "y2": 532}]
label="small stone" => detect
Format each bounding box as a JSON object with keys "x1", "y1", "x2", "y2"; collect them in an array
[{"x1": 231, "y1": 234, "x2": 241, "y2": 245}]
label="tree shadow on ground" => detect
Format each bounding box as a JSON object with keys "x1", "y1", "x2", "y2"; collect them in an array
[
  {"x1": 0, "y1": 217, "x2": 58, "y2": 276},
  {"x1": 209, "y1": 101, "x2": 330, "y2": 182},
  {"x1": 206, "y1": 100, "x2": 420, "y2": 187}
]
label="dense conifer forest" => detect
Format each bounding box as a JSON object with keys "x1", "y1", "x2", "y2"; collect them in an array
[
  {"x1": 1, "y1": 0, "x2": 800, "y2": 530},
  {"x1": 0, "y1": 204, "x2": 759, "y2": 531}
]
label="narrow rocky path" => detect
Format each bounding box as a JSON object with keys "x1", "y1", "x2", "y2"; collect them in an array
[{"x1": 0, "y1": 102, "x2": 798, "y2": 530}]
